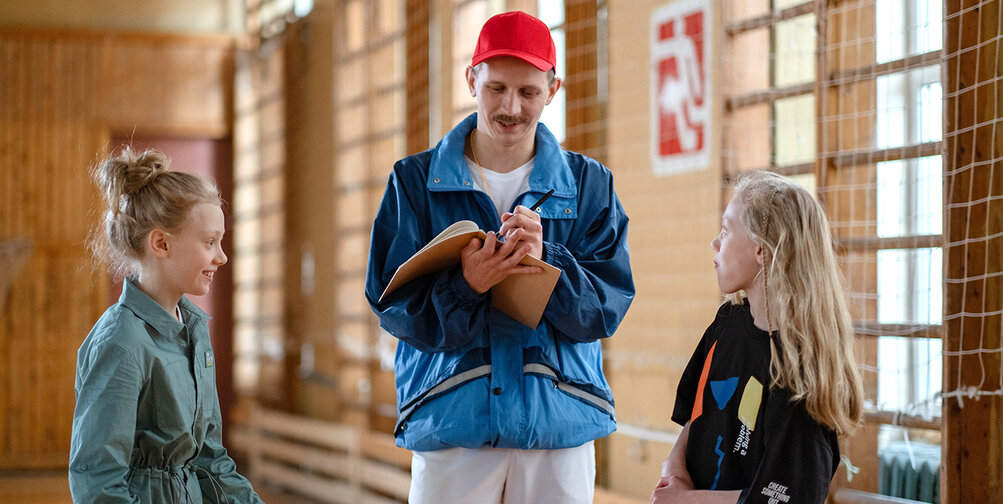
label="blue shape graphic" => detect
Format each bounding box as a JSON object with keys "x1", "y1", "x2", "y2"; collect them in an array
[
  {"x1": 710, "y1": 377, "x2": 739, "y2": 410},
  {"x1": 711, "y1": 435, "x2": 725, "y2": 490}
]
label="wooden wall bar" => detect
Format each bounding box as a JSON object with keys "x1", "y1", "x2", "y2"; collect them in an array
[
  {"x1": 404, "y1": 0, "x2": 430, "y2": 155},
  {"x1": 284, "y1": 6, "x2": 337, "y2": 419},
  {"x1": 942, "y1": 1, "x2": 1003, "y2": 502},
  {"x1": 0, "y1": 27, "x2": 233, "y2": 469},
  {"x1": 563, "y1": 0, "x2": 604, "y2": 162}
]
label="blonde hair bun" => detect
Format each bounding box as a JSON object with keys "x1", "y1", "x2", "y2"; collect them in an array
[{"x1": 94, "y1": 147, "x2": 172, "y2": 215}]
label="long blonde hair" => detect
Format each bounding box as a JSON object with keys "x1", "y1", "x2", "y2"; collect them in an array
[
  {"x1": 89, "y1": 146, "x2": 221, "y2": 278},
  {"x1": 726, "y1": 170, "x2": 863, "y2": 436}
]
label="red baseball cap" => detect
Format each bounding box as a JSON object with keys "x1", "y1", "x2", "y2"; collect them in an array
[{"x1": 471, "y1": 11, "x2": 556, "y2": 72}]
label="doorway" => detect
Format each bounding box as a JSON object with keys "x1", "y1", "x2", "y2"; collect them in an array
[{"x1": 107, "y1": 136, "x2": 236, "y2": 437}]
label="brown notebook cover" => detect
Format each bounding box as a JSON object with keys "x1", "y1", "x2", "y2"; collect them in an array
[{"x1": 378, "y1": 220, "x2": 562, "y2": 328}]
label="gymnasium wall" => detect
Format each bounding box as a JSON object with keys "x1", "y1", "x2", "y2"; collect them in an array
[
  {"x1": 602, "y1": 0, "x2": 723, "y2": 495},
  {"x1": 0, "y1": 27, "x2": 234, "y2": 468}
]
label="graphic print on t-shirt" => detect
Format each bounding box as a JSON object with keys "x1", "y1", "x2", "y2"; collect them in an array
[
  {"x1": 689, "y1": 338, "x2": 767, "y2": 487},
  {"x1": 690, "y1": 341, "x2": 717, "y2": 422},
  {"x1": 732, "y1": 377, "x2": 762, "y2": 456},
  {"x1": 710, "y1": 377, "x2": 738, "y2": 410},
  {"x1": 761, "y1": 481, "x2": 792, "y2": 503},
  {"x1": 738, "y1": 377, "x2": 763, "y2": 430},
  {"x1": 711, "y1": 435, "x2": 725, "y2": 490}
]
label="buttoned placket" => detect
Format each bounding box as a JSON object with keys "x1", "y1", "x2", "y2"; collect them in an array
[{"x1": 179, "y1": 314, "x2": 204, "y2": 472}]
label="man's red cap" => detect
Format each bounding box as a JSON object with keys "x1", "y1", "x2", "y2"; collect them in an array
[{"x1": 471, "y1": 11, "x2": 556, "y2": 72}]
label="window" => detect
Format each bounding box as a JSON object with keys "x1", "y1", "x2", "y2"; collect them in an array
[
  {"x1": 246, "y1": 0, "x2": 314, "y2": 38},
  {"x1": 872, "y1": 0, "x2": 943, "y2": 446},
  {"x1": 333, "y1": 0, "x2": 408, "y2": 428},
  {"x1": 722, "y1": 1, "x2": 946, "y2": 500},
  {"x1": 537, "y1": 0, "x2": 567, "y2": 143}
]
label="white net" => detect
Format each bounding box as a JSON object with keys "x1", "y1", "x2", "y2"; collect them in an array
[
  {"x1": 720, "y1": 0, "x2": 944, "y2": 428},
  {"x1": 940, "y1": 0, "x2": 1003, "y2": 406}
]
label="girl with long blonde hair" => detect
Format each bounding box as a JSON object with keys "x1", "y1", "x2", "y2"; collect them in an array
[{"x1": 652, "y1": 170, "x2": 864, "y2": 504}]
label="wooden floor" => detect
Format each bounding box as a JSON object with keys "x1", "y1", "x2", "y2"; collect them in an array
[
  {"x1": 0, "y1": 471, "x2": 647, "y2": 504},
  {"x1": 0, "y1": 471, "x2": 71, "y2": 504},
  {"x1": 0, "y1": 471, "x2": 320, "y2": 504}
]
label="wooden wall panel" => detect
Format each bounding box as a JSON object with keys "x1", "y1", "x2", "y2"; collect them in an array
[
  {"x1": 304, "y1": 0, "x2": 408, "y2": 433},
  {"x1": 0, "y1": 0, "x2": 238, "y2": 34},
  {"x1": 1, "y1": 29, "x2": 233, "y2": 134},
  {"x1": 405, "y1": 0, "x2": 430, "y2": 155},
  {"x1": 0, "y1": 28, "x2": 233, "y2": 469},
  {"x1": 283, "y1": 4, "x2": 337, "y2": 421},
  {"x1": 564, "y1": 0, "x2": 603, "y2": 161},
  {"x1": 0, "y1": 120, "x2": 107, "y2": 468},
  {"x1": 816, "y1": 1, "x2": 881, "y2": 494},
  {"x1": 232, "y1": 37, "x2": 288, "y2": 410}
]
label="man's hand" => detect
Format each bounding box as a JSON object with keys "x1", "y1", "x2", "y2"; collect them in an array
[
  {"x1": 461, "y1": 231, "x2": 542, "y2": 295},
  {"x1": 498, "y1": 205, "x2": 544, "y2": 260}
]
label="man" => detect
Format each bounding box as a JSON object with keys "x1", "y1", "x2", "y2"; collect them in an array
[{"x1": 365, "y1": 11, "x2": 634, "y2": 504}]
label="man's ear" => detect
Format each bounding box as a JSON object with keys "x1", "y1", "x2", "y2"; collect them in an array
[
  {"x1": 148, "y1": 229, "x2": 170, "y2": 258},
  {"x1": 466, "y1": 66, "x2": 478, "y2": 97},
  {"x1": 545, "y1": 77, "x2": 562, "y2": 105}
]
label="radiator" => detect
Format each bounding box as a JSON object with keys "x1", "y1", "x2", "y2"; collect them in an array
[{"x1": 878, "y1": 441, "x2": 940, "y2": 504}]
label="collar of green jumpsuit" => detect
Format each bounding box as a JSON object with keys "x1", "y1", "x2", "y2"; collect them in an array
[{"x1": 118, "y1": 277, "x2": 212, "y2": 339}]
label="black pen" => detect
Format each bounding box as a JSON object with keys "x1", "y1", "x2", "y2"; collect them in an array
[{"x1": 529, "y1": 189, "x2": 555, "y2": 212}]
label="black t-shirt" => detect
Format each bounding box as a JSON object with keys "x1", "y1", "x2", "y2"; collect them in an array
[{"x1": 672, "y1": 302, "x2": 840, "y2": 504}]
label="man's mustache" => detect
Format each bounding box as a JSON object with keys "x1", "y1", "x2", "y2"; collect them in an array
[{"x1": 492, "y1": 114, "x2": 528, "y2": 126}]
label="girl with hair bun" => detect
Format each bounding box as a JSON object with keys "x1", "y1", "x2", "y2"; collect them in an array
[
  {"x1": 69, "y1": 147, "x2": 262, "y2": 503},
  {"x1": 652, "y1": 170, "x2": 864, "y2": 504}
]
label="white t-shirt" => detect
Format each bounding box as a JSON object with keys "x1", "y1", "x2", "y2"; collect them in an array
[{"x1": 465, "y1": 156, "x2": 534, "y2": 217}]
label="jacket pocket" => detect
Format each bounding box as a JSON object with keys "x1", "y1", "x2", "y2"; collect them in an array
[
  {"x1": 394, "y1": 364, "x2": 492, "y2": 435},
  {"x1": 523, "y1": 363, "x2": 614, "y2": 417}
]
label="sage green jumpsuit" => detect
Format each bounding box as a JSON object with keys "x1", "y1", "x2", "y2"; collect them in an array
[{"x1": 69, "y1": 278, "x2": 262, "y2": 503}]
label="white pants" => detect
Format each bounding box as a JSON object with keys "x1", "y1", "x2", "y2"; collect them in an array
[{"x1": 408, "y1": 441, "x2": 596, "y2": 504}]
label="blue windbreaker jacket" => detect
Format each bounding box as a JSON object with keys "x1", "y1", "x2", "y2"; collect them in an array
[{"x1": 365, "y1": 114, "x2": 634, "y2": 451}]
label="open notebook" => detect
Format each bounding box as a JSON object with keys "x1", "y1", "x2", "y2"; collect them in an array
[{"x1": 378, "y1": 220, "x2": 562, "y2": 328}]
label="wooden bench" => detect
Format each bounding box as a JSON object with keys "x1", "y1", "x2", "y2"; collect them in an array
[
  {"x1": 231, "y1": 406, "x2": 411, "y2": 504},
  {"x1": 230, "y1": 406, "x2": 649, "y2": 504}
]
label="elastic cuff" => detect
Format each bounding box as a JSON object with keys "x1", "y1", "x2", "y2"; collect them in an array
[
  {"x1": 445, "y1": 267, "x2": 487, "y2": 308},
  {"x1": 543, "y1": 241, "x2": 564, "y2": 266}
]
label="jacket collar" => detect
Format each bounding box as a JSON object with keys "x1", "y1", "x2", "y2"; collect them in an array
[
  {"x1": 427, "y1": 113, "x2": 577, "y2": 201},
  {"x1": 119, "y1": 277, "x2": 211, "y2": 339}
]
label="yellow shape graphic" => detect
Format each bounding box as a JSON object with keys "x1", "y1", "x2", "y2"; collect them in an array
[{"x1": 737, "y1": 377, "x2": 763, "y2": 431}]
